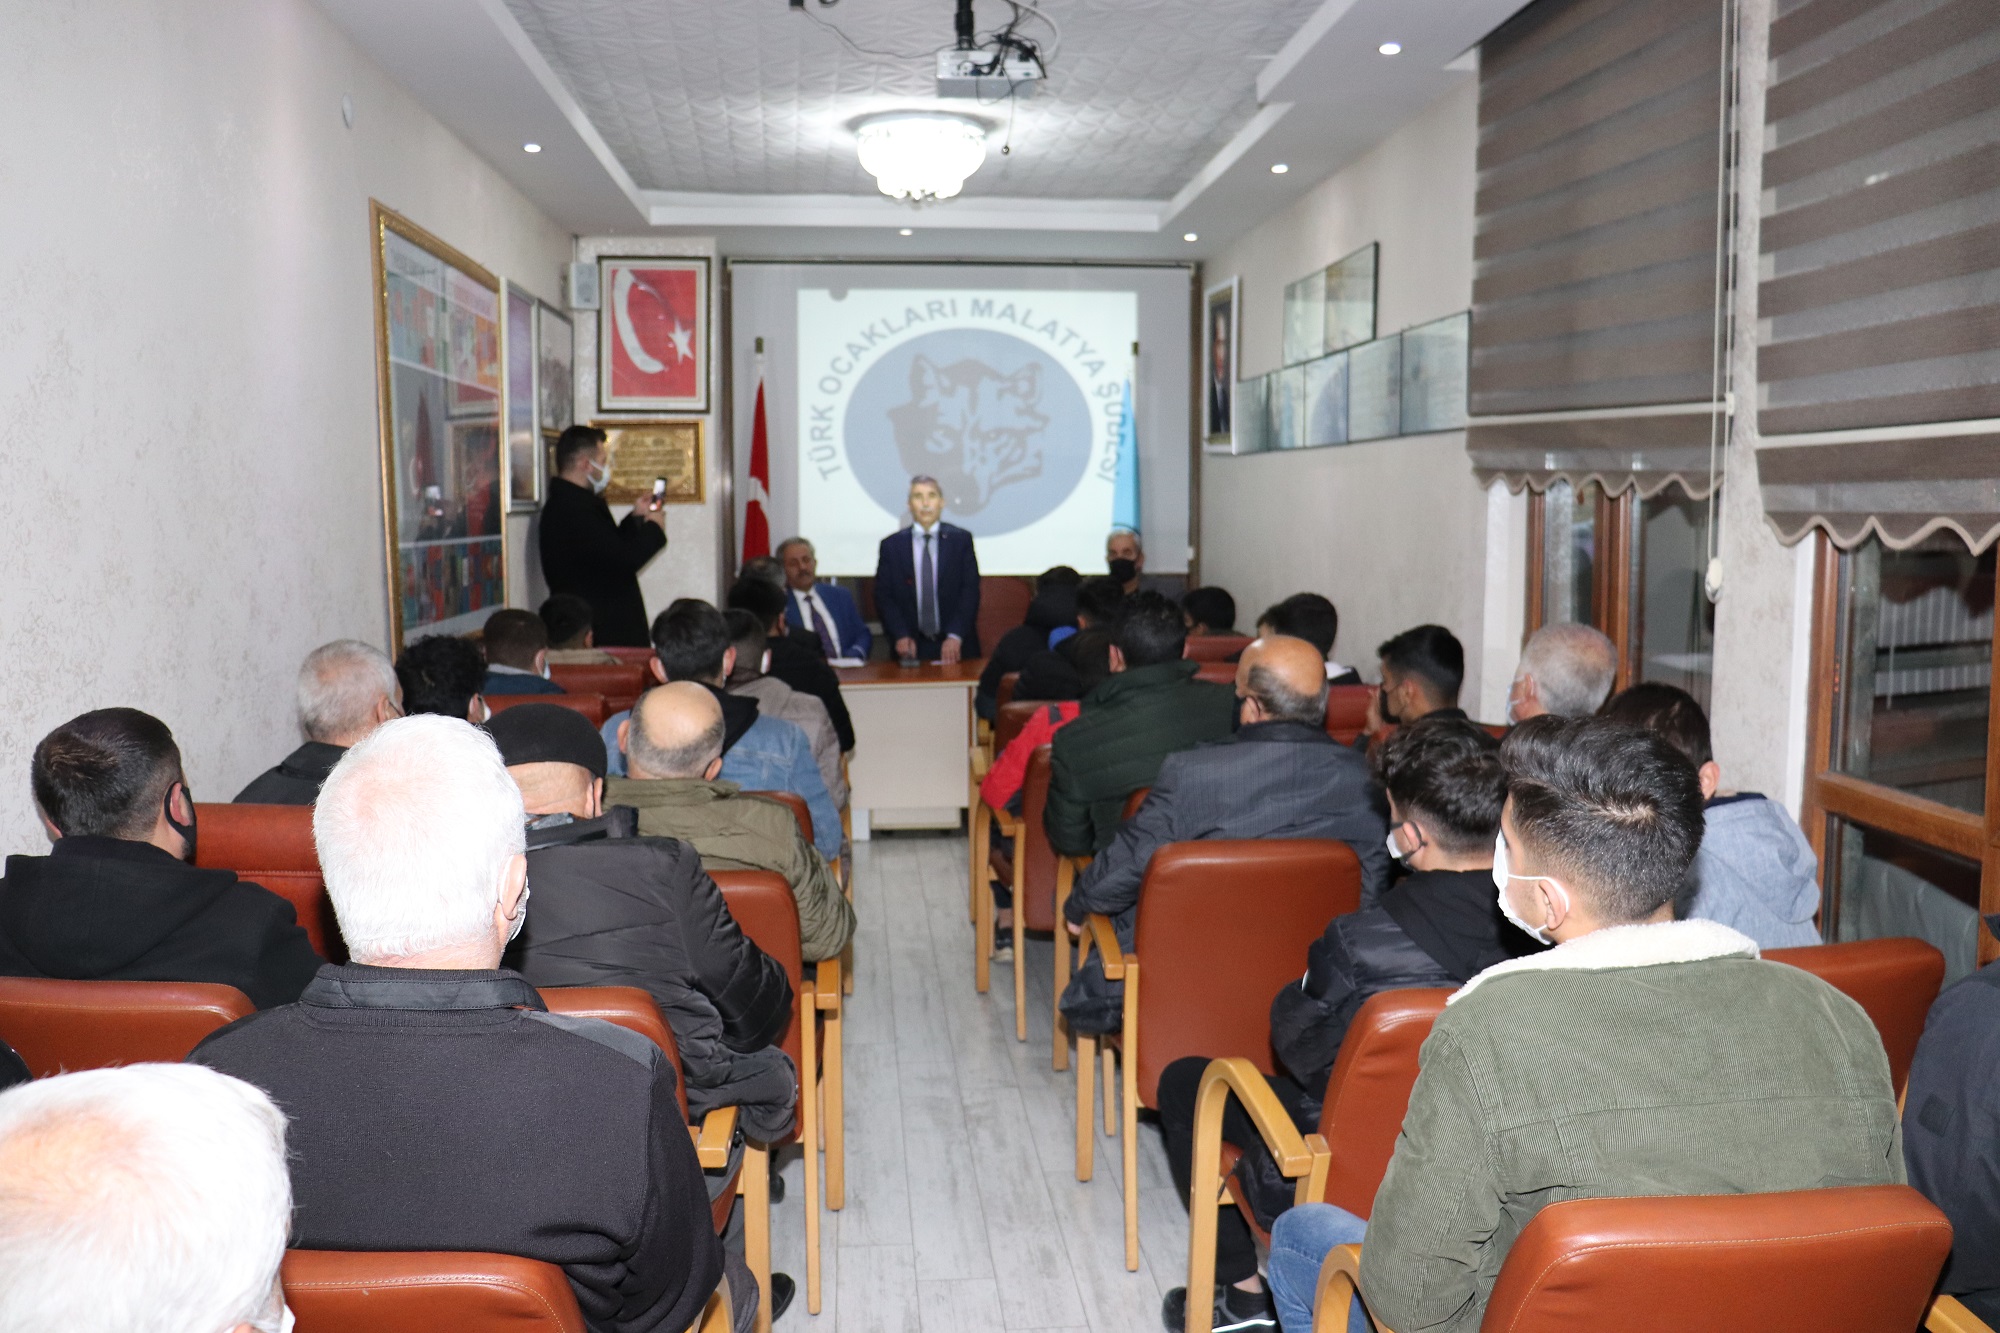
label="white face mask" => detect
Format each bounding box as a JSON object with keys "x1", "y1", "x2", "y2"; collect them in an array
[
  {"x1": 587, "y1": 457, "x2": 611, "y2": 494},
  {"x1": 1386, "y1": 829, "x2": 1406, "y2": 864},
  {"x1": 1492, "y1": 833, "x2": 1568, "y2": 946}
]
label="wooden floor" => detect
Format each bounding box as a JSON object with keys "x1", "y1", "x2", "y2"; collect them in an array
[{"x1": 770, "y1": 831, "x2": 1190, "y2": 1332}]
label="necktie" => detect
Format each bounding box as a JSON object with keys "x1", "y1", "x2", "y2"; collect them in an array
[
  {"x1": 919, "y1": 532, "x2": 940, "y2": 638},
  {"x1": 802, "y1": 592, "x2": 839, "y2": 659}
]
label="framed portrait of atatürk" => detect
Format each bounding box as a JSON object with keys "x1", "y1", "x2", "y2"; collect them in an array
[{"x1": 1204, "y1": 277, "x2": 1238, "y2": 446}]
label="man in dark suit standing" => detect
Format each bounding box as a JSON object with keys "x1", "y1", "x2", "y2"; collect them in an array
[
  {"x1": 873, "y1": 475, "x2": 980, "y2": 663},
  {"x1": 537, "y1": 426, "x2": 666, "y2": 647}
]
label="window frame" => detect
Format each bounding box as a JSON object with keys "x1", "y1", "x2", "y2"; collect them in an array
[{"x1": 1521, "y1": 486, "x2": 1639, "y2": 693}]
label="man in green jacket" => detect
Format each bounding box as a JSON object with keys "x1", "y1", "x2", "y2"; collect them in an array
[
  {"x1": 607, "y1": 682, "x2": 855, "y2": 964},
  {"x1": 1263, "y1": 715, "x2": 1901, "y2": 1333},
  {"x1": 1044, "y1": 591, "x2": 1236, "y2": 856}
]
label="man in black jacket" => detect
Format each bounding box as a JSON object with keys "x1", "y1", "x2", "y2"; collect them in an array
[
  {"x1": 193, "y1": 715, "x2": 730, "y2": 1333},
  {"x1": 1154, "y1": 717, "x2": 1535, "y2": 1333},
  {"x1": 539, "y1": 425, "x2": 668, "y2": 647},
  {"x1": 236, "y1": 639, "x2": 403, "y2": 804},
  {"x1": 975, "y1": 566, "x2": 1080, "y2": 719},
  {"x1": 0, "y1": 709, "x2": 321, "y2": 1009},
  {"x1": 1059, "y1": 636, "x2": 1389, "y2": 1037}
]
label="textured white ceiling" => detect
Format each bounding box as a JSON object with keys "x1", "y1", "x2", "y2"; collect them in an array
[{"x1": 499, "y1": 0, "x2": 1324, "y2": 200}]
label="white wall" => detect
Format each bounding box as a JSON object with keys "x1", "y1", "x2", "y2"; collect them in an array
[
  {"x1": 1199, "y1": 81, "x2": 1521, "y2": 718},
  {"x1": 0, "y1": 0, "x2": 572, "y2": 851}
]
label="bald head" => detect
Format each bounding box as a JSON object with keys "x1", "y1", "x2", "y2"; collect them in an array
[
  {"x1": 625, "y1": 682, "x2": 726, "y2": 780},
  {"x1": 1237, "y1": 635, "x2": 1332, "y2": 725}
]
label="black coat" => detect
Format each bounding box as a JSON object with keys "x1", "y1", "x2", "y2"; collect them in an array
[
  {"x1": 233, "y1": 741, "x2": 346, "y2": 805},
  {"x1": 976, "y1": 585, "x2": 1078, "y2": 720},
  {"x1": 507, "y1": 809, "x2": 796, "y2": 1141},
  {"x1": 1905, "y1": 959, "x2": 2000, "y2": 1323},
  {"x1": 539, "y1": 476, "x2": 668, "y2": 647},
  {"x1": 767, "y1": 634, "x2": 854, "y2": 752},
  {"x1": 193, "y1": 965, "x2": 720, "y2": 1333},
  {"x1": 0, "y1": 837, "x2": 322, "y2": 1009}
]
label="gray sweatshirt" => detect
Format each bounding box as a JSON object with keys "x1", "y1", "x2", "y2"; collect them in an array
[{"x1": 1685, "y1": 794, "x2": 1823, "y2": 948}]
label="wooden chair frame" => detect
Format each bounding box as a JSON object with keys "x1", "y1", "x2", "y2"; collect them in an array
[{"x1": 1074, "y1": 911, "x2": 1141, "y2": 1270}]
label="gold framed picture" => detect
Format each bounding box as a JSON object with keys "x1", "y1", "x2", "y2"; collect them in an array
[{"x1": 591, "y1": 419, "x2": 705, "y2": 505}]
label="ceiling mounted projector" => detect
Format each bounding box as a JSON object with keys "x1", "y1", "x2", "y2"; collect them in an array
[{"x1": 856, "y1": 114, "x2": 989, "y2": 203}]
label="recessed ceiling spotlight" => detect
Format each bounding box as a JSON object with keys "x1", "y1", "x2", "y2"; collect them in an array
[
  {"x1": 1270, "y1": 163, "x2": 1289, "y2": 174},
  {"x1": 522, "y1": 142, "x2": 542, "y2": 153},
  {"x1": 1183, "y1": 232, "x2": 1198, "y2": 242},
  {"x1": 899, "y1": 228, "x2": 914, "y2": 236},
  {"x1": 1378, "y1": 41, "x2": 1403, "y2": 55}
]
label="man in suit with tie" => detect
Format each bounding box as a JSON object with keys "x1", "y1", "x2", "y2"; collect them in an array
[
  {"x1": 873, "y1": 475, "x2": 981, "y2": 664},
  {"x1": 778, "y1": 537, "x2": 870, "y2": 662}
]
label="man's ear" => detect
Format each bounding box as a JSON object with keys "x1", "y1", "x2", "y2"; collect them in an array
[
  {"x1": 468, "y1": 694, "x2": 488, "y2": 724},
  {"x1": 584, "y1": 629, "x2": 596, "y2": 648},
  {"x1": 722, "y1": 646, "x2": 737, "y2": 679},
  {"x1": 588, "y1": 778, "x2": 604, "y2": 820},
  {"x1": 1698, "y1": 760, "x2": 1721, "y2": 801},
  {"x1": 616, "y1": 719, "x2": 632, "y2": 756},
  {"x1": 1108, "y1": 644, "x2": 1127, "y2": 674},
  {"x1": 375, "y1": 693, "x2": 400, "y2": 726},
  {"x1": 703, "y1": 756, "x2": 724, "y2": 781},
  {"x1": 493, "y1": 853, "x2": 529, "y2": 940},
  {"x1": 534, "y1": 648, "x2": 549, "y2": 676},
  {"x1": 650, "y1": 657, "x2": 668, "y2": 684},
  {"x1": 35, "y1": 805, "x2": 61, "y2": 842}
]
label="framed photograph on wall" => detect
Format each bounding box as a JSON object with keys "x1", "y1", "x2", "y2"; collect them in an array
[
  {"x1": 504, "y1": 281, "x2": 540, "y2": 511},
  {"x1": 1325, "y1": 243, "x2": 1379, "y2": 354},
  {"x1": 370, "y1": 201, "x2": 507, "y2": 651},
  {"x1": 1203, "y1": 277, "x2": 1238, "y2": 446},
  {"x1": 592, "y1": 419, "x2": 705, "y2": 506},
  {"x1": 537, "y1": 301, "x2": 574, "y2": 435},
  {"x1": 598, "y1": 257, "x2": 709, "y2": 413}
]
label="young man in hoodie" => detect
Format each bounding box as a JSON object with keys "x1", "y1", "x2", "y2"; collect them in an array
[
  {"x1": 1598, "y1": 682, "x2": 1821, "y2": 948},
  {"x1": 0, "y1": 709, "x2": 321, "y2": 1009},
  {"x1": 975, "y1": 565, "x2": 1082, "y2": 720},
  {"x1": 1266, "y1": 716, "x2": 1902, "y2": 1333}
]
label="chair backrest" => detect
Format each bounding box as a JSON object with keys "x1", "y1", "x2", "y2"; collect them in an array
[
  {"x1": 1193, "y1": 661, "x2": 1237, "y2": 685},
  {"x1": 1121, "y1": 786, "x2": 1152, "y2": 821},
  {"x1": 1478, "y1": 1185, "x2": 1952, "y2": 1333},
  {"x1": 546, "y1": 663, "x2": 650, "y2": 715},
  {"x1": 1132, "y1": 840, "x2": 1363, "y2": 1104},
  {"x1": 601, "y1": 646, "x2": 657, "y2": 667},
  {"x1": 282, "y1": 1249, "x2": 587, "y2": 1333},
  {"x1": 993, "y1": 700, "x2": 1047, "y2": 756},
  {"x1": 487, "y1": 692, "x2": 609, "y2": 727},
  {"x1": 1316, "y1": 988, "x2": 1451, "y2": 1218},
  {"x1": 0, "y1": 977, "x2": 255, "y2": 1077},
  {"x1": 195, "y1": 802, "x2": 343, "y2": 961},
  {"x1": 1324, "y1": 685, "x2": 1374, "y2": 744},
  {"x1": 977, "y1": 576, "x2": 1035, "y2": 657},
  {"x1": 996, "y1": 671, "x2": 1021, "y2": 710},
  {"x1": 710, "y1": 870, "x2": 805, "y2": 1147},
  {"x1": 1764, "y1": 937, "x2": 1945, "y2": 1097},
  {"x1": 1184, "y1": 634, "x2": 1252, "y2": 662},
  {"x1": 1018, "y1": 746, "x2": 1061, "y2": 932},
  {"x1": 540, "y1": 985, "x2": 687, "y2": 1120},
  {"x1": 745, "y1": 790, "x2": 813, "y2": 846}
]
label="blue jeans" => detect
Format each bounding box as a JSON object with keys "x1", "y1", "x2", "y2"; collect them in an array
[{"x1": 1267, "y1": 1203, "x2": 1369, "y2": 1333}]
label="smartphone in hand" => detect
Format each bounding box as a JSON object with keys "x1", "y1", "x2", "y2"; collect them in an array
[{"x1": 649, "y1": 477, "x2": 668, "y2": 509}]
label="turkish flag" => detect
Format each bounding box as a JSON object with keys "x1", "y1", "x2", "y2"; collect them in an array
[
  {"x1": 606, "y1": 264, "x2": 701, "y2": 403},
  {"x1": 743, "y1": 375, "x2": 771, "y2": 562}
]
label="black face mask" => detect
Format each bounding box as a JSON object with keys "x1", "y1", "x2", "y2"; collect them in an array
[
  {"x1": 164, "y1": 783, "x2": 198, "y2": 863},
  {"x1": 1108, "y1": 557, "x2": 1138, "y2": 585}
]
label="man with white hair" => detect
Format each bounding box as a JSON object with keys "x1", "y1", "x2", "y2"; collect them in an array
[
  {"x1": 235, "y1": 640, "x2": 403, "y2": 804},
  {"x1": 0, "y1": 1062, "x2": 292, "y2": 1333},
  {"x1": 1508, "y1": 622, "x2": 1619, "y2": 723},
  {"x1": 193, "y1": 715, "x2": 726, "y2": 1333}
]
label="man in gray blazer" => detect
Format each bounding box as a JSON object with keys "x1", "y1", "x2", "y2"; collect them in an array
[{"x1": 1059, "y1": 635, "x2": 1390, "y2": 1034}]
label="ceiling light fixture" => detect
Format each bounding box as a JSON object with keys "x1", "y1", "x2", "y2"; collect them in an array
[
  {"x1": 1270, "y1": 163, "x2": 1290, "y2": 174},
  {"x1": 899, "y1": 228, "x2": 914, "y2": 236},
  {"x1": 856, "y1": 113, "x2": 988, "y2": 203},
  {"x1": 522, "y1": 142, "x2": 542, "y2": 153},
  {"x1": 1378, "y1": 41, "x2": 1403, "y2": 55},
  {"x1": 1183, "y1": 232, "x2": 1198, "y2": 242}
]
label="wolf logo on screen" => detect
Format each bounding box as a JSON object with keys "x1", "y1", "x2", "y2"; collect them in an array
[{"x1": 888, "y1": 356, "x2": 1051, "y2": 515}]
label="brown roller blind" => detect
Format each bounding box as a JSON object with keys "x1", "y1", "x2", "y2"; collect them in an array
[
  {"x1": 1467, "y1": 0, "x2": 1730, "y2": 494},
  {"x1": 1757, "y1": 0, "x2": 2000, "y2": 552}
]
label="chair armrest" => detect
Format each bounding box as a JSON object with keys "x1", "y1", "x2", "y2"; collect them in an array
[
  {"x1": 1312, "y1": 1244, "x2": 1391, "y2": 1333},
  {"x1": 1084, "y1": 914, "x2": 1126, "y2": 979},
  {"x1": 813, "y1": 957, "x2": 843, "y2": 1011},
  {"x1": 1195, "y1": 1058, "x2": 1330, "y2": 1205},
  {"x1": 970, "y1": 745, "x2": 992, "y2": 779},
  {"x1": 1931, "y1": 1297, "x2": 1997, "y2": 1333},
  {"x1": 690, "y1": 1284, "x2": 732, "y2": 1333},
  {"x1": 692, "y1": 1106, "x2": 738, "y2": 1170}
]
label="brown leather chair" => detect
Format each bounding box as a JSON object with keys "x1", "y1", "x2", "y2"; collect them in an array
[
  {"x1": 547, "y1": 662, "x2": 650, "y2": 715},
  {"x1": 1766, "y1": 937, "x2": 1945, "y2": 1099},
  {"x1": 1185, "y1": 634, "x2": 1253, "y2": 662},
  {"x1": 970, "y1": 702, "x2": 1054, "y2": 996},
  {"x1": 1121, "y1": 787, "x2": 1152, "y2": 821},
  {"x1": 601, "y1": 646, "x2": 659, "y2": 666},
  {"x1": 1193, "y1": 661, "x2": 1237, "y2": 686},
  {"x1": 711, "y1": 870, "x2": 839, "y2": 1324},
  {"x1": 0, "y1": 977, "x2": 254, "y2": 1076},
  {"x1": 1183, "y1": 989, "x2": 1451, "y2": 1333},
  {"x1": 488, "y1": 692, "x2": 609, "y2": 728},
  {"x1": 1076, "y1": 839, "x2": 1363, "y2": 1270},
  {"x1": 282, "y1": 1250, "x2": 590, "y2": 1333},
  {"x1": 1313, "y1": 1185, "x2": 1956, "y2": 1333},
  {"x1": 194, "y1": 802, "x2": 342, "y2": 961},
  {"x1": 1323, "y1": 685, "x2": 1375, "y2": 744},
  {"x1": 975, "y1": 576, "x2": 1035, "y2": 660},
  {"x1": 996, "y1": 670, "x2": 1021, "y2": 710}
]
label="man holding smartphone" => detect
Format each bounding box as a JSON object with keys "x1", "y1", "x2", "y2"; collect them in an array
[{"x1": 538, "y1": 425, "x2": 667, "y2": 647}]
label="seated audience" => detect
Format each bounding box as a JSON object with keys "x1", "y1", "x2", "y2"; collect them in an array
[
  {"x1": 479, "y1": 608, "x2": 567, "y2": 697},
  {"x1": 1108, "y1": 527, "x2": 1177, "y2": 596},
  {"x1": 725, "y1": 609, "x2": 848, "y2": 813},
  {"x1": 1508, "y1": 621, "x2": 1618, "y2": 722},
  {"x1": 728, "y1": 576, "x2": 854, "y2": 753},
  {"x1": 977, "y1": 566, "x2": 1082, "y2": 719},
  {"x1": 1017, "y1": 575, "x2": 1126, "y2": 704},
  {"x1": 1059, "y1": 636, "x2": 1389, "y2": 1035},
  {"x1": 541, "y1": 592, "x2": 622, "y2": 665},
  {"x1": 1259, "y1": 592, "x2": 1359, "y2": 683},
  {"x1": 192, "y1": 716, "x2": 729, "y2": 1333},
  {"x1": 1362, "y1": 624, "x2": 1467, "y2": 740},
  {"x1": 1266, "y1": 715, "x2": 1904, "y2": 1333},
  {"x1": 778, "y1": 536, "x2": 871, "y2": 661},
  {"x1": 1046, "y1": 591, "x2": 1235, "y2": 856},
  {"x1": 1181, "y1": 585, "x2": 1238, "y2": 637},
  {"x1": 739, "y1": 555, "x2": 786, "y2": 589},
  {"x1": 1903, "y1": 920, "x2": 2000, "y2": 1326},
  {"x1": 395, "y1": 632, "x2": 489, "y2": 723},
  {"x1": 608, "y1": 683, "x2": 855, "y2": 963},
  {"x1": 1599, "y1": 683, "x2": 1820, "y2": 947},
  {"x1": 1157, "y1": 716, "x2": 1535, "y2": 1333},
  {"x1": 0, "y1": 708, "x2": 321, "y2": 1008},
  {"x1": 603, "y1": 602, "x2": 842, "y2": 862},
  {"x1": 235, "y1": 639, "x2": 402, "y2": 804},
  {"x1": 981, "y1": 629, "x2": 1114, "y2": 816},
  {"x1": 0, "y1": 1063, "x2": 292, "y2": 1332}
]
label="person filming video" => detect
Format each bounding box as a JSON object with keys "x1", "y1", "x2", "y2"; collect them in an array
[{"x1": 538, "y1": 425, "x2": 667, "y2": 648}]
